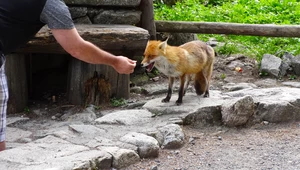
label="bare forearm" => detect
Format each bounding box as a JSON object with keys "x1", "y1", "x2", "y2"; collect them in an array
[
  {"x1": 70, "y1": 40, "x2": 118, "y2": 67},
  {"x1": 51, "y1": 28, "x2": 136, "y2": 74}
]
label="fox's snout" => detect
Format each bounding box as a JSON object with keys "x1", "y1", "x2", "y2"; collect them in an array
[{"x1": 141, "y1": 57, "x2": 152, "y2": 67}]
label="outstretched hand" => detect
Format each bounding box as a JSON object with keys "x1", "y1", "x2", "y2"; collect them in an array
[{"x1": 113, "y1": 56, "x2": 137, "y2": 74}]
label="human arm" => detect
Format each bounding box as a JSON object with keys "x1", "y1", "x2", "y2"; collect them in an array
[
  {"x1": 40, "y1": 0, "x2": 136, "y2": 74},
  {"x1": 51, "y1": 28, "x2": 136, "y2": 74}
]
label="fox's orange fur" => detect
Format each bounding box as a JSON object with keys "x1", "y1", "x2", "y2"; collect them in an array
[{"x1": 141, "y1": 39, "x2": 215, "y2": 105}]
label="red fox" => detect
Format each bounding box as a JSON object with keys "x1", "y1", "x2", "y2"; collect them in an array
[{"x1": 141, "y1": 38, "x2": 215, "y2": 105}]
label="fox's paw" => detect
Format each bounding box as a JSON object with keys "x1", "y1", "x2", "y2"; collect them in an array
[
  {"x1": 204, "y1": 91, "x2": 210, "y2": 98},
  {"x1": 175, "y1": 100, "x2": 183, "y2": 105},
  {"x1": 162, "y1": 98, "x2": 170, "y2": 103}
]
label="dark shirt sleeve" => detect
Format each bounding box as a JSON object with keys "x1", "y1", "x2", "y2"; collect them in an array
[{"x1": 40, "y1": 0, "x2": 75, "y2": 29}]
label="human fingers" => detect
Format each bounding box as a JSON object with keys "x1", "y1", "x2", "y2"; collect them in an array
[
  {"x1": 129, "y1": 60, "x2": 137, "y2": 67},
  {"x1": 128, "y1": 59, "x2": 137, "y2": 64}
]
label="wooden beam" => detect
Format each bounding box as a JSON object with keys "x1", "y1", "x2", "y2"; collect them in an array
[
  {"x1": 16, "y1": 24, "x2": 150, "y2": 55},
  {"x1": 155, "y1": 21, "x2": 300, "y2": 37}
]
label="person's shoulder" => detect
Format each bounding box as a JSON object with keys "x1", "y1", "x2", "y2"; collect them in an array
[{"x1": 41, "y1": 0, "x2": 75, "y2": 29}]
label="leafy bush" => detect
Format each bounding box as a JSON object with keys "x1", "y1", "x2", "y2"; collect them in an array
[
  {"x1": 154, "y1": 0, "x2": 300, "y2": 61},
  {"x1": 110, "y1": 97, "x2": 127, "y2": 107}
]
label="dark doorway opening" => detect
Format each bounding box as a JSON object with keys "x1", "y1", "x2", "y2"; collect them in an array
[{"x1": 27, "y1": 54, "x2": 71, "y2": 103}]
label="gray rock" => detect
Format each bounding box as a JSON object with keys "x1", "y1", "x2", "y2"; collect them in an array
[
  {"x1": 158, "y1": 124, "x2": 185, "y2": 149},
  {"x1": 73, "y1": 16, "x2": 92, "y2": 24},
  {"x1": 6, "y1": 127, "x2": 32, "y2": 143},
  {"x1": 64, "y1": 110, "x2": 97, "y2": 123},
  {"x1": 95, "y1": 109, "x2": 152, "y2": 125},
  {"x1": 291, "y1": 55, "x2": 300, "y2": 75},
  {"x1": 253, "y1": 78, "x2": 279, "y2": 88},
  {"x1": 120, "y1": 132, "x2": 159, "y2": 158},
  {"x1": 223, "y1": 82, "x2": 257, "y2": 91},
  {"x1": 226, "y1": 60, "x2": 245, "y2": 70},
  {"x1": 6, "y1": 116, "x2": 29, "y2": 126},
  {"x1": 282, "y1": 52, "x2": 294, "y2": 66},
  {"x1": 221, "y1": 95, "x2": 255, "y2": 127},
  {"x1": 183, "y1": 105, "x2": 222, "y2": 127},
  {"x1": 93, "y1": 10, "x2": 141, "y2": 25},
  {"x1": 69, "y1": 7, "x2": 88, "y2": 19},
  {"x1": 100, "y1": 147, "x2": 140, "y2": 169},
  {"x1": 69, "y1": 124, "x2": 106, "y2": 136},
  {"x1": 143, "y1": 92, "x2": 225, "y2": 115},
  {"x1": 225, "y1": 87, "x2": 300, "y2": 123},
  {"x1": 282, "y1": 81, "x2": 300, "y2": 88},
  {"x1": 0, "y1": 135, "x2": 112, "y2": 170},
  {"x1": 260, "y1": 54, "x2": 285, "y2": 77},
  {"x1": 156, "y1": 32, "x2": 199, "y2": 46}
]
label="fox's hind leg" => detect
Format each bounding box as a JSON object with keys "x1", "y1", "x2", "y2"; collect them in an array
[
  {"x1": 162, "y1": 76, "x2": 175, "y2": 103},
  {"x1": 194, "y1": 71, "x2": 208, "y2": 97},
  {"x1": 203, "y1": 62, "x2": 214, "y2": 97},
  {"x1": 183, "y1": 74, "x2": 191, "y2": 96}
]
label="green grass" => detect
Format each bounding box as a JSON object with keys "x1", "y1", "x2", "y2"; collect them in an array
[{"x1": 154, "y1": 0, "x2": 300, "y2": 61}]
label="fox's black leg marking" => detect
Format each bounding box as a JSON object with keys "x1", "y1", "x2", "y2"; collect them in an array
[
  {"x1": 176, "y1": 75, "x2": 186, "y2": 105},
  {"x1": 176, "y1": 86, "x2": 184, "y2": 105},
  {"x1": 162, "y1": 77, "x2": 174, "y2": 103},
  {"x1": 162, "y1": 87, "x2": 172, "y2": 102},
  {"x1": 204, "y1": 90, "x2": 209, "y2": 97}
]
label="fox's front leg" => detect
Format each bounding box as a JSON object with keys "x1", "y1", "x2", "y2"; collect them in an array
[
  {"x1": 162, "y1": 77, "x2": 175, "y2": 103},
  {"x1": 176, "y1": 74, "x2": 186, "y2": 105}
]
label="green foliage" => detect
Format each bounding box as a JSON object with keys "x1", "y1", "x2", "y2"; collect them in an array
[
  {"x1": 220, "y1": 73, "x2": 227, "y2": 80},
  {"x1": 24, "y1": 107, "x2": 30, "y2": 113},
  {"x1": 259, "y1": 71, "x2": 269, "y2": 77},
  {"x1": 110, "y1": 97, "x2": 127, "y2": 107},
  {"x1": 154, "y1": 0, "x2": 300, "y2": 61},
  {"x1": 289, "y1": 74, "x2": 297, "y2": 80}
]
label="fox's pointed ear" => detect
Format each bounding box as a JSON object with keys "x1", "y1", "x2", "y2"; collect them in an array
[
  {"x1": 161, "y1": 36, "x2": 169, "y2": 42},
  {"x1": 158, "y1": 41, "x2": 167, "y2": 53},
  {"x1": 159, "y1": 37, "x2": 169, "y2": 51}
]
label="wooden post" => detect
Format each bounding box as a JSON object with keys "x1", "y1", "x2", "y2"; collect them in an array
[
  {"x1": 5, "y1": 54, "x2": 28, "y2": 114},
  {"x1": 140, "y1": 0, "x2": 157, "y2": 40},
  {"x1": 155, "y1": 21, "x2": 300, "y2": 37}
]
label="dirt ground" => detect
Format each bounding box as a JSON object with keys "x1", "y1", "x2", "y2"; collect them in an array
[
  {"x1": 123, "y1": 122, "x2": 300, "y2": 170},
  {"x1": 122, "y1": 54, "x2": 300, "y2": 170}
]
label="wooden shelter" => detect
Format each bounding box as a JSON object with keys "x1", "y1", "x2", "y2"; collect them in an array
[{"x1": 6, "y1": 0, "x2": 156, "y2": 113}]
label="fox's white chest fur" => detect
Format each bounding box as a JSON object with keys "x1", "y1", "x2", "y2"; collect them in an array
[{"x1": 154, "y1": 55, "x2": 181, "y2": 77}]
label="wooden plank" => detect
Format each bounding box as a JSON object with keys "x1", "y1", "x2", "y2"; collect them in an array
[
  {"x1": 6, "y1": 54, "x2": 28, "y2": 114},
  {"x1": 155, "y1": 21, "x2": 300, "y2": 38},
  {"x1": 16, "y1": 24, "x2": 150, "y2": 55}
]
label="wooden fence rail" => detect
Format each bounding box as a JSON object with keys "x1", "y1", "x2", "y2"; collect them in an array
[{"x1": 155, "y1": 21, "x2": 300, "y2": 38}]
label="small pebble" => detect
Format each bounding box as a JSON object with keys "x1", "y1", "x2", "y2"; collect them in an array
[
  {"x1": 151, "y1": 165, "x2": 158, "y2": 170},
  {"x1": 262, "y1": 121, "x2": 269, "y2": 125}
]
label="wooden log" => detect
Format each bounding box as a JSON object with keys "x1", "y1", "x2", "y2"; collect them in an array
[
  {"x1": 5, "y1": 54, "x2": 28, "y2": 114},
  {"x1": 84, "y1": 71, "x2": 111, "y2": 106},
  {"x1": 16, "y1": 24, "x2": 150, "y2": 55},
  {"x1": 140, "y1": 0, "x2": 157, "y2": 40},
  {"x1": 155, "y1": 21, "x2": 300, "y2": 37}
]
